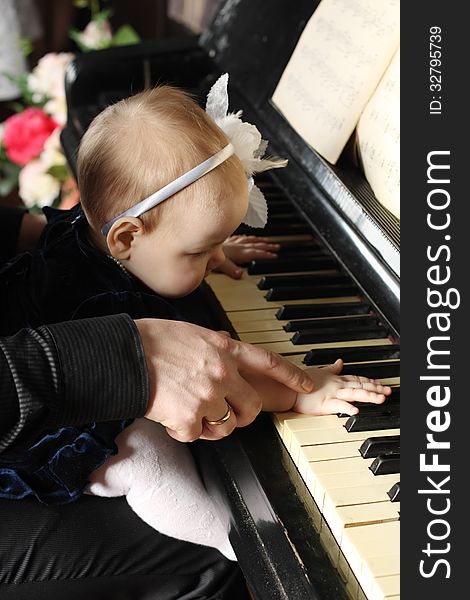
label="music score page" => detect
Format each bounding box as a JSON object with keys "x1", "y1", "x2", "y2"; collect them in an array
[
  {"x1": 272, "y1": 0, "x2": 399, "y2": 165},
  {"x1": 356, "y1": 48, "x2": 400, "y2": 219}
]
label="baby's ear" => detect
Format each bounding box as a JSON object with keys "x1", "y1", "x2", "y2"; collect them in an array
[{"x1": 106, "y1": 217, "x2": 144, "y2": 260}]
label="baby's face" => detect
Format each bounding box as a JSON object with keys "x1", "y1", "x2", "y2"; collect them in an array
[{"x1": 125, "y1": 189, "x2": 248, "y2": 297}]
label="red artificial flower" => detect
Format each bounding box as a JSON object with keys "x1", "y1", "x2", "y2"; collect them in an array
[{"x1": 3, "y1": 107, "x2": 58, "y2": 166}]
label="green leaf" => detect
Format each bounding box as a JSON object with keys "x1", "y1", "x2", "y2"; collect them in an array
[
  {"x1": 111, "y1": 25, "x2": 140, "y2": 47},
  {"x1": 0, "y1": 177, "x2": 18, "y2": 196},
  {"x1": 0, "y1": 161, "x2": 20, "y2": 196},
  {"x1": 68, "y1": 28, "x2": 90, "y2": 52},
  {"x1": 95, "y1": 8, "x2": 113, "y2": 22},
  {"x1": 2, "y1": 161, "x2": 21, "y2": 178},
  {"x1": 47, "y1": 164, "x2": 69, "y2": 182},
  {"x1": 6, "y1": 101, "x2": 26, "y2": 114},
  {"x1": 20, "y1": 37, "x2": 33, "y2": 57}
]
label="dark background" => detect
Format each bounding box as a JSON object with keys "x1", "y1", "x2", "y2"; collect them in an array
[{"x1": 401, "y1": 2, "x2": 466, "y2": 597}]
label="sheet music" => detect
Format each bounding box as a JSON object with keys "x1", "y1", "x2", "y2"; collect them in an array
[
  {"x1": 356, "y1": 48, "x2": 400, "y2": 219},
  {"x1": 272, "y1": 0, "x2": 399, "y2": 164}
]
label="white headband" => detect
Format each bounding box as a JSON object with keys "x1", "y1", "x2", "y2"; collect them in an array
[
  {"x1": 101, "y1": 73, "x2": 287, "y2": 237},
  {"x1": 101, "y1": 143, "x2": 234, "y2": 236}
]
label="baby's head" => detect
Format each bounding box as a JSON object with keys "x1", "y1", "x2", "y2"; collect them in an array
[{"x1": 77, "y1": 85, "x2": 248, "y2": 297}]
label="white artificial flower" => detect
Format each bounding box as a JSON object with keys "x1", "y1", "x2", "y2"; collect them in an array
[
  {"x1": 77, "y1": 20, "x2": 113, "y2": 50},
  {"x1": 27, "y1": 52, "x2": 75, "y2": 105},
  {"x1": 44, "y1": 96, "x2": 68, "y2": 126},
  {"x1": 205, "y1": 73, "x2": 287, "y2": 228},
  {"x1": 40, "y1": 129, "x2": 66, "y2": 169},
  {"x1": 19, "y1": 159, "x2": 60, "y2": 208}
]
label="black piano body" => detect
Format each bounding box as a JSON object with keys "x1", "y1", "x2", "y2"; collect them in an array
[{"x1": 61, "y1": 2, "x2": 400, "y2": 598}]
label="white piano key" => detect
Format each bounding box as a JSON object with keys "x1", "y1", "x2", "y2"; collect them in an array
[
  {"x1": 231, "y1": 318, "x2": 288, "y2": 333},
  {"x1": 239, "y1": 329, "x2": 293, "y2": 343},
  {"x1": 227, "y1": 308, "x2": 279, "y2": 322},
  {"x1": 289, "y1": 426, "x2": 400, "y2": 465},
  {"x1": 256, "y1": 338, "x2": 393, "y2": 355},
  {"x1": 341, "y1": 522, "x2": 400, "y2": 600},
  {"x1": 330, "y1": 503, "x2": 400, "y2": 543}
]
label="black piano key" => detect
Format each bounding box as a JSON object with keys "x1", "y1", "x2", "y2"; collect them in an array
[
  {"x1": 360, "y1": 435, "x2": 400, "y2": 458},
  {"x1": 248, "y1": 256, "x2": 336, "y2": 275},
  {"x1": 303, "y1": 344, "x2": 400, "y2": 365},
  {"x1": 337, "y1": 391, "x2": 400, "y2": 418},
  {"x1": 258, "y1": 273, "x2": 348, "y2": 290},
  {"x1": 255, "y1": 181, "x2": 281, "y2": 190},
  {"x1": 344, "y1": 412, "x2": 400, "y2": 432},
  {"x1": 370, "y1": 451, "x2": 400, "y2": 475},
  {"x1": 338, "y1": 398, "x2": 400, "y2": 422},
  {"x1": 284, "y1": 315, "x2": 378, "y2": 331},
  {"x1": 277, "y1": 241, "x2": 322, "y2": 254},
  {"x1": 359, "y1": 387, "x2": 400, "y2": 408},
  {"x1": 358, "y1": 402, "x2": 400, "y2": 415},
  {"x1": 339, "y1": 361, "x2": 400, "y2": 379},
  {"x1": 291, "y1": 325, "x2": 388, "y2": 345},
  {"x1": 252, "y1": 222, "x2": 312, "y2": 236},
  {"x1": 276, "y1": 302, "x2": 371, "y2": 320},
  {"x1": 266, "y1": 214, "x2": 305, "y2": 225},
  {"x1": 264, "y1": 202, "x2": 294, "y2": 214},
  {"x1": 266, "y1": 283, "x2": 358, "y2": 301},
  {"x1": 387, "y1": 482, "x2": 400, "y2": 502}
]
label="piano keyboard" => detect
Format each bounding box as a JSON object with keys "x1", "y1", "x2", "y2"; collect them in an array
[{"x1": 205, "y1": 181, "x2": 400, "y2": 600}]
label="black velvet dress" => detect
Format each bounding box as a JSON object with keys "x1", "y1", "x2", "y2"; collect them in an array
[{"x1": 0, "y1": 205, "x2": 186, "y2": 504}]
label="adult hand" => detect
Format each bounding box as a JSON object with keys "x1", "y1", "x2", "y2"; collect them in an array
[{"x1": 135, "y1": 319, "x2": 314, "y2": 442}]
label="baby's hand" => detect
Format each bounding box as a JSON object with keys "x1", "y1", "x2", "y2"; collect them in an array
[
  {"x1": 214, "y1": 235, "x2": 280, "y2": 279},
  {"x1": 293, "y1": 359, "x2": 392, "y2": 416}
]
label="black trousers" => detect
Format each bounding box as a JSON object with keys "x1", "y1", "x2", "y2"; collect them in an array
[{"x1": 0, "y1": 496, "x2": 249, "y2": 600}]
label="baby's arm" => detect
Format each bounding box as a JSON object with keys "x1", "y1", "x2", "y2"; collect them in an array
[{"x1": 242, "y1": 359, "x2": 391, "y2": 416}]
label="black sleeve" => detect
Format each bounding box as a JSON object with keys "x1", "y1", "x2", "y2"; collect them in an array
[
  {"x1": 0, "y1": 205, "x2": 28, "y2": 262},
  {"x1": 0, "y1": 313, "x2": 149, "y2": 452}
]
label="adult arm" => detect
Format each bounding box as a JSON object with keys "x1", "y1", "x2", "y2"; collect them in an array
[
  {"x1": 1, "y1": 315, "x2": 315, "y2": 451},
  {"x1": 0, "y1": 313, "x2": 148, "y2": 451}
]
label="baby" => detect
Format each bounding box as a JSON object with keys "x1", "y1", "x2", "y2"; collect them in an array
[{"x1": 0, "y1": 75, "x2": 390, "y2": 560}]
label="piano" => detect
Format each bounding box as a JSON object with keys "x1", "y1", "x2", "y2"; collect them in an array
[{"x1": 61, "y1": 2, "x2": 400, "y2": 599}]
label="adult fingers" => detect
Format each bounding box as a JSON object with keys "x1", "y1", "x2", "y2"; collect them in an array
[
  {"x1": 199, "y1": 403, "x2": 238, "y2": 440},
  {"x1": 165, "y1": 421, "x2": 203, "y2": 443},
  {"x1": 199, "y1": 373, "x2": 262, "y2": 439},
  {"x1": 231, "y1": 339, "x2": 315, "y2": 393},
  {"x1": 224, "y1": 371, "x2": 263, "y2": 427}
]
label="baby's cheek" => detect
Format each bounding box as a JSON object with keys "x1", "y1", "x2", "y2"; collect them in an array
[{"x1": 173, "y1": 264, "x2": 205, "y2": 295}]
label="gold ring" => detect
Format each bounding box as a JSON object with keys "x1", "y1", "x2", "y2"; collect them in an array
[{"x1": 205, "y1": 404, "x2": 232, "y2": 426}]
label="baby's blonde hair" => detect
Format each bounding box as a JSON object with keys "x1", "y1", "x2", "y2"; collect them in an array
[{"x1": 77, "y1": 85, "x2": 247, "y2": 233}]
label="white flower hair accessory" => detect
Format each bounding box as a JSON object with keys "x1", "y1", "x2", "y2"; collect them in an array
[{"x1": 206, "y1": 73, "x2": 288, "y2": 228}]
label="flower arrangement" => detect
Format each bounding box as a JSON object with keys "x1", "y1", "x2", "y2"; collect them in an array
[{"x1": 0, "y1": 0, "x2": 139, "y2": 211}]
